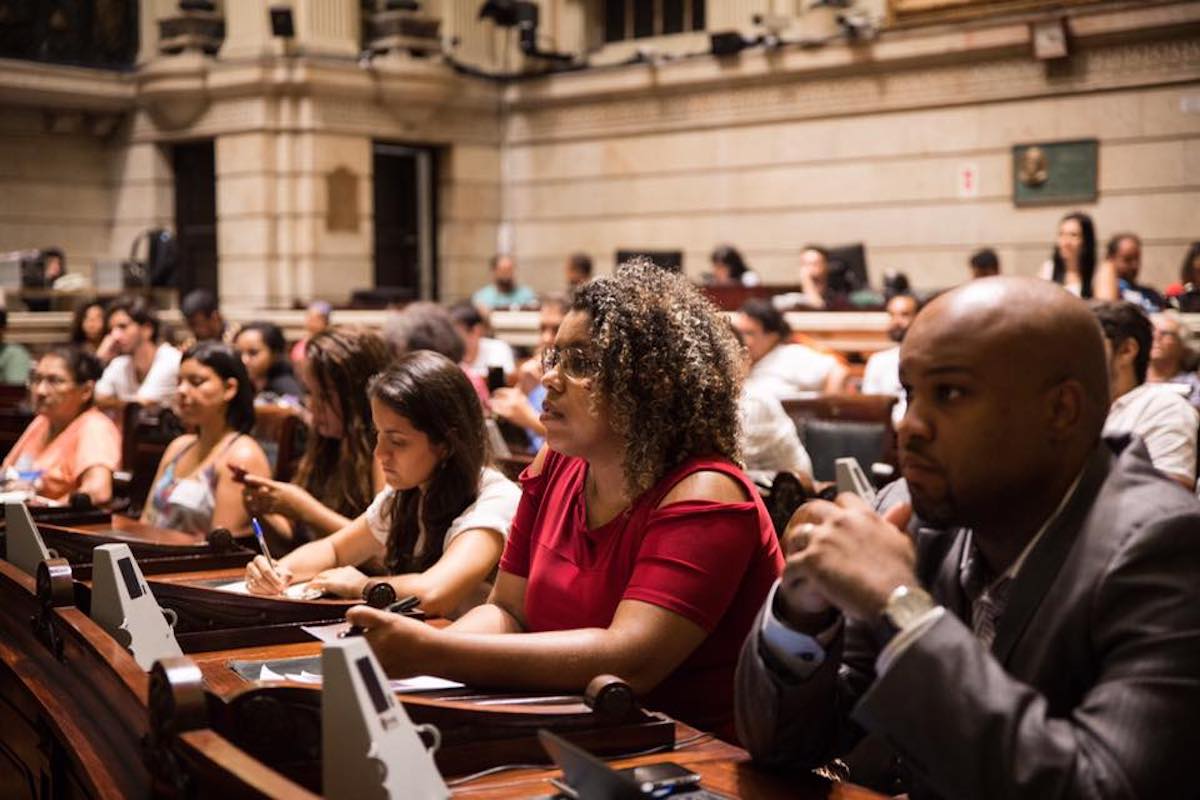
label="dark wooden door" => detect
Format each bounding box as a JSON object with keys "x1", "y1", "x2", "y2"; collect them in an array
[
  {"x1": 172, "y1": 140, "x2": 218, "y2": 298},
  {"x1": 373, "y1": 143, "x2": 436, "y2": 301}
]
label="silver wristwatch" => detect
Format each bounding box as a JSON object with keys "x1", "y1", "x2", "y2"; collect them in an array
[{"x1": 880, "y1": 584, "x2": 936, "y2": 640}]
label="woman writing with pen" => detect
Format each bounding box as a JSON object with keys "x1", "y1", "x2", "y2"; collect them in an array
[
  {"x1": 244, "y1": 351, "x2": 521, "y2": 619},
  {"x1": 142, "y1": 343, "x2": 273, "y2": 535}
]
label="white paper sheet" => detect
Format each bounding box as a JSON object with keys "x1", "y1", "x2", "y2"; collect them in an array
[{"x1": 215, "y1": 580, "x2": 322, "y2": 600}]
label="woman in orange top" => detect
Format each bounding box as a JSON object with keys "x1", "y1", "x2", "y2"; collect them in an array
[{"x1": 3, "y1": 347, "x2": 121, "y2": 504}]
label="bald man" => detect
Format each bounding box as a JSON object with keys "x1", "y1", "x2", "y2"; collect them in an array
[{"x1": 736, "y1": 277, "x2": 1200, "y2": 799}]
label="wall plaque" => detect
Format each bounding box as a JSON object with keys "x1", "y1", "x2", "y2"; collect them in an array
[
  {"x1": 326, "y1": 167, "x2": 359, "y2": 232},
  {"x1": 1012, "y1": 139, "x2": 1098, "y2": 207}
]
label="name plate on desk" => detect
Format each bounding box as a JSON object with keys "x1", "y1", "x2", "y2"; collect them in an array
[
  {"x1": 90, "y1": 543, "x2": 183, "y2": 670},
  {"x1": 321, "y1": 638, "x2": 449, "y2": 799},
  {"x1": 4, "y1": 502, "x2": 52, "y2": 576}
]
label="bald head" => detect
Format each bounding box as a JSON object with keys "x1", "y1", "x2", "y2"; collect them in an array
[
  {"x1": 910, "y1": 276, "x2": 1109, "y2": 435},
  {"x1": 897, "y1": 276, "x2": 1110, "y2": 533}
]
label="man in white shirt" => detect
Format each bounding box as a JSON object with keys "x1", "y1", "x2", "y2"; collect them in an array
[
  {"x1": 734, "y1": 298, "x2": 848, "y2": 399},
  {"x1": 95, "y1": 295, "x2": 181, "y2": 406},
  {"x1": 449, "y1": 301, "x2": 516, "y2": 382},
  {"x1": 861, "y1": 293, "x2": 920, "y2": 427},
  {"x1": 1094, "y1": 301, "x2": 1198, "y2": 487}
]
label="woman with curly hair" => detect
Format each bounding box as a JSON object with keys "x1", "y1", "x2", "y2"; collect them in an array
[
  {"x1": 241, "y1": 328, "x2": 391, "y2": 545},
  {"x1": 346, "y1": 259, "x2": 783, "y2": 741}
]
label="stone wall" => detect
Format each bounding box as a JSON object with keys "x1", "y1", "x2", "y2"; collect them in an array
[{"x1": 501, "y1": 1, "x2": 1200, "y2": 293}]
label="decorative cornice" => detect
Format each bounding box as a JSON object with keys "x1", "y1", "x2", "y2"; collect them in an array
[{"x1": 504, "y1": 34, "x2": 1200, "y2": 145}]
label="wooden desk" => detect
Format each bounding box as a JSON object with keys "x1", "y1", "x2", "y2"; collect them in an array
[{"x1": 0, "y1": 519, "x2": 885, "y2": 799}]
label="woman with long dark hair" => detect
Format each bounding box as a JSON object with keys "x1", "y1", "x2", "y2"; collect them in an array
[
  {"x1": 1040, "y1": 211, "x2": 1117, "y2": 300},
  {"x1": 241, "y1": 328, "x2": 390, "y2": 545},
  {"x1": 69, "y1": 299, "x2": 110, "y2": 361},
  {"x1": 244, "y1": 350, "x2": 520, "y2": 617},
  {"x1": 709, "y1": 244, "x2": 760, "y2": 286},
  {"x1": 234, "y1": 321, "x2": 304, "y2": 402},
  {"x1": 142, "y1": 342, "x2": 271, "y2": 534}
]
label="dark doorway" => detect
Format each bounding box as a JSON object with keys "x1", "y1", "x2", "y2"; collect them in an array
[
  {"x1": 172, "y1": 141, "x2": 218, "y2": 298},
  {"x1": 373, "y1": 143, "x2": 436, "y2": 301}
]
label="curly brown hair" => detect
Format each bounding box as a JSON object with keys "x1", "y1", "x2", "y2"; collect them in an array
[{"x1": 572, "y1": 258, "x2": 743, "y2": 498}]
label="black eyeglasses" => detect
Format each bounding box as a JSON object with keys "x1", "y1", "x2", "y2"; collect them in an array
[{"x1": 540, "y1": 345, "x2": 598, "y2": 380}]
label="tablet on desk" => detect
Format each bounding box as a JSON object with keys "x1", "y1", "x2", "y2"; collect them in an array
[{"x1": 539, "y1": 729, "x2": 728, "y2": 799}]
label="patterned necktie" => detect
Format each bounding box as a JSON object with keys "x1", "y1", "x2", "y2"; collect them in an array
[{"x1": 960, "y1": 543, "x2": 1012, "y2": 649}]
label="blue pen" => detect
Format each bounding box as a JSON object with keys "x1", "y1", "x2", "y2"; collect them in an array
[{"x1": 251, "y1": 517, "x2": 276, "y2": 569}]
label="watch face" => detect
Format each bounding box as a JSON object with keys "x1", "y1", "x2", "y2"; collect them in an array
[{"x1": 886, "y1": 586, "x2": 935, "y2": 629}]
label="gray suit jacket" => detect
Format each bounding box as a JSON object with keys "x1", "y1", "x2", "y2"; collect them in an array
[{"x1": 735, "y1": 436, "x2": 1200, "y2": 799}]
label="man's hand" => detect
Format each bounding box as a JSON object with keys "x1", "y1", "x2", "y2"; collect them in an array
[
  {"x1": 345, "y1": 605, "x2": 436, "y2": 677},
  {"x1": 490, "y1": 387, "x2": 540, "y2": 430},
  {"x1": 780, "y1": 494, "x2": 916, "y2": 622}
]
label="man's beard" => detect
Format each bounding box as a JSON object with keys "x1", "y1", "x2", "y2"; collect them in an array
[
  {"x1": 497, "y1": 278, "x2": 515, "y2": 293},
  {"x1": 888, "y1": 327, "x2": 906, "y2": 343}
]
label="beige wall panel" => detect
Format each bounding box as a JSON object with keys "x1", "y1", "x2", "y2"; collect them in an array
[
  {"x1": 217, "y1": 173, "x2": 272, "y2": 217},
  {"x1": 505, "y1": 85, "x2": 1199, "y2": 184},
  {"x1": 0, "y1": 182, "x2": 111, "y2": 222},
  {"x1": 296, "y1": 134, "x2": 372, "y2": 176},
  {"x1": 109, "y1": 140, "x2": 172, "y2": 184},
  {"x1": 0, "y1": 136, "x2": 111, "y2": 184},
  {"x1": 215, "y1": 133, "x2": 279, "y2": 176},
  {"x1": 218, "y1": 217, "x2": 276, "y2": 258},
  {"x1": 439, "y1": 221, "x2": 501, "y2": 259},
  {"x1": 443, "y1": 144, "x2": 503, "y2": 183},
  {"x1": 1102, "y1": 137, "x2": 1199, "y2": 191},
  {"x1": 110, "y1": 181, "x2": 174, "y2": 223},
  {"x1": 0, "y1": 221, "x2": 111, "y2": 262},
  {"x1": 440, "y1": 182, "x2": 503, "y2": 221}
]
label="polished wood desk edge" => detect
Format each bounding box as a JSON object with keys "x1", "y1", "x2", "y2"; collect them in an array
[{"x1": 176, "y1": 729, "x2": 321, "y2": 800}]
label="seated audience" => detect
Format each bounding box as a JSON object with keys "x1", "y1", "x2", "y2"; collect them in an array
[
  {"x1": 490, "y1": 294, "x2": 568, "y2": 451},
  {"x1": 736, "y1": 276, "x2": 1200, "y2": 799},
  {"x1": 565, "y1": 252, "x2": 592, "y2": 292},
  {"x1": 2, "y1": 347, "x2": 119, "y2": 503},
  {"x1": 69, "y1": 299, "x2": 110, "y2": 362},
  {"x1": 1147, "y1": 311, "x2": 1200, "y2": 408},
  {"x1": 1039, "y1": 211, "x2": 1118, "y2": 300},
  {"x1": 709, "y1": 244, "x2": 761, "y2": 287},
  {"x1": 180, "y1": 289, "x2": 234, "y2": 345},
  {"x1": 1168, "y1": 242, "x2": 1200, "y2": 312},
  {"x1": 797, "y1": 245, "x2": 846, "y2": 309},
  {"x1": 1109, "y1": 232, "x2": 1164, "y2": 313},
  {"x1": 730, "y1": 326, "x2": 813, "y2": 482},
  {"x1": 234, "y1": 322, "x2": 304, "y2": 404},
  {"x1": 95, "y1": 296, "x2": 180, "y2": 406},
  {"x1": 290, "y1": 300, "x2": 331, "y2": 364},
  {"x1": 734, "y1": 298, "x2": 848, "y2": 397},
  {"x1": 967, "y1": 247, "x2": 999, "y2": 279},
  {"x1": 0, "y1": 308, "x2": 32, "y2": 385},
  {"x1": 472, "y1": 254, "x2": 538, "y2": 310},
  {"x1": 245, "y1": 351, "x2": 521, "y2": 616},
  {"x1": 142, "y1": 343, "x2": 271, "y2": 535},
  {"x1": 384, "y1": 302, "x2": 489, "y2": 407},
  {"x1": 450, "y1": 302, "x2": 516, "y2": 382},
  {"x1": 242, "y1": 328, "x2": 391, "y2": 545},
  {"x1": 1094, "y1": 301, "x2": 1198, "y2": 487},
  {"x1": 343, "y1": 260, "x2": 783, "y2": 740},
  {"x1": 861, "y1": 293, "x2": 920, "y2": 426}
]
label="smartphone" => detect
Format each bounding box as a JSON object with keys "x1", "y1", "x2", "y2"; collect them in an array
[
  {"x1": 487, "y1": 365, "x2": 506, "y2": 393},
  {"x1": 617, "y1": 763, "x2": 702, "y2": 794}
]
